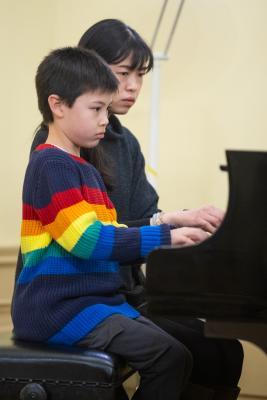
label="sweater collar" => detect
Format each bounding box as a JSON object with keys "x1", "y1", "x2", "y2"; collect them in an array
[{"x1": 35, "y1": 143, "x2": 87, "y2": 164}]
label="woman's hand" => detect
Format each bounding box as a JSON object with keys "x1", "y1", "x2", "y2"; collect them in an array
[{"x1": 162, "y1": 205, "x2": 224, "y2": 234}]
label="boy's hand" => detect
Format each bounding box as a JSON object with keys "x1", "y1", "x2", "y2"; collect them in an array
[{"x1": 170, "y1": 227, "x2": 210, "y2": 246}]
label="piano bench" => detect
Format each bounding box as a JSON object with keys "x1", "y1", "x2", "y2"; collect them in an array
[{"x1": 0, "y1": 333, "x2": 134, "y2": 400}]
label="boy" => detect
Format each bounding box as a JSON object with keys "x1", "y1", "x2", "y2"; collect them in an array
[{"x1": 12, "y1": 46, "x2": 208, "y2": 400}]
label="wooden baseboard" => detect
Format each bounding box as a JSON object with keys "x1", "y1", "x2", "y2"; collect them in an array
[
  {"x1": 0, "y1": 246, "x2": 17, "y2": 333},
  {"x1": 0, "y1": 246, "x2": 18, "y2": 266},
  {"x1": 0, "y1": 302, "x2": 12, "y2": 333}
]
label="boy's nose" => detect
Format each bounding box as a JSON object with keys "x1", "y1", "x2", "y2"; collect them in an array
[{"x1": 101, "y1": 112, "x2": 109, "y2": 127}]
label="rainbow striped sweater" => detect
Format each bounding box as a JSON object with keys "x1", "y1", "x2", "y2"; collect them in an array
[{"x1": 12, "y1": 144, "x2": 171, "y2": 345}]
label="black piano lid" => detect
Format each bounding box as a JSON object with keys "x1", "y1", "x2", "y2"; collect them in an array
[{"x1": 146, "y1": 150, "x2": 267, "y2": 322}]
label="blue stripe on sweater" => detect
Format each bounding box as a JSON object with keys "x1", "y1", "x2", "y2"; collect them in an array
[
  {"x1": 89, "y1": 224, "x2": 115, "y2": 259},
  {"x1": 111, "y1": 227, "x2": 141, "y2": 262},
  {"x1": 18, "y1": 256, "x2": 119, "y2": 284},
  {"x1": 47, "y1": 302, "x2": 140, "y2": 345},
  {"x1": 140, "y1": 225, "x2": 161, "y2": 257}
]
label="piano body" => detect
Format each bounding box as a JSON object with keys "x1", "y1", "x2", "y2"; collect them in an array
[{"x1": 146, "y1": 150, "x2": 267, "y2": 353}]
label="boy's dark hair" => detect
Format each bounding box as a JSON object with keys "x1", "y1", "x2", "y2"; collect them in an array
[
  {"x1": 36, "y1": 46, "x2": 118, "y2": 124},
  {"x1": 78, "y1": 19, "x2": 153, "y2": 73},
  {"x1": 35, "y1": 46, "x2": 118, "y2": 189}
]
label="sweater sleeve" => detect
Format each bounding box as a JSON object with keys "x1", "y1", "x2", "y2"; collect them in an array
[{"x1": 33, "y1": 159, "x2": 171, "y2": 263}]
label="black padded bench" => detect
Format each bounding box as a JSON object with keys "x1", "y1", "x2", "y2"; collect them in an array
[{"x1": 0, "y1": 332, "x2": 134, "y2": 400}]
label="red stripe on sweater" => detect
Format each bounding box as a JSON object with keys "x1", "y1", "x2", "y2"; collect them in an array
[
  {"x1": 36, "y1": 188, "x2": 83, "y2": 225},
  {"x1": 81, "y1": 186, "x2": 114, "y2": 209},
  {"x1": 36, "y1": 187, "x2": 114, "y2": 225},
  {"x1": 23, "y1": 204, "x2": 39, "y2": 220}
]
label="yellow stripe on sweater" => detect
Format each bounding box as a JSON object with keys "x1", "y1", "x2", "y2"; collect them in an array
[
  {"x1": 45, "y1": 201, "x2": 118, "y2": 239},
  {"x1": 45, "y1": 201, "x2": 95, "y2": 239},
  {"x1": 21, "y1": 232, "x2": 52, "y2": 254},
  {"x1": 102, "y1": 221, "x2": 127, "y2": 228},
  {"x1": 56, "y1": 211, "x2": 98, "y2": 252}
]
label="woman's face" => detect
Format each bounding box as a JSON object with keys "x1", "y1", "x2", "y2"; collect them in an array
[{"x1": 109, "y1": 54, "x2": 146, "y2": 115}]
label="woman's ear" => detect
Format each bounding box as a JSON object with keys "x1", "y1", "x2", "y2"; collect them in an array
[{"x1": 48, "y1": 94, "x2": 65, "y2": 119}]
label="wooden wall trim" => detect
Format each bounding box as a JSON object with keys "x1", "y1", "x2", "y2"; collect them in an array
[
  {"x1": 0, "y1": 302, "x2": 12, "y2": 333},
  {"x1": 0, "y1": 246, "x2": 18, "y2": 268},
  {"x1": 0, "y1": 299, "x2": 11, "y2": 306},
  {"x1": 0, "y1": 246, "x2": 17, "y2": 311}
]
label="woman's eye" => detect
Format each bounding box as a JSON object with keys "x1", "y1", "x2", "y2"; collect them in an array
[{"x1": 118, "y1": 71, "x2": 128, "y2": 77}]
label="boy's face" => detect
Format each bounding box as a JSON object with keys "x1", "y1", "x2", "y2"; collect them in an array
[
  {"x1": 60, "y1": 90, "x2": 112, "y2": 150},
  {"x1": 109, "y1": 54, "x2": 146, "y2": 115}
]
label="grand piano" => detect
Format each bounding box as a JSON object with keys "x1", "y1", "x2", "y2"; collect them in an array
[{"x1": 146, "y1": 150, "x2": 267, "y2": 353}]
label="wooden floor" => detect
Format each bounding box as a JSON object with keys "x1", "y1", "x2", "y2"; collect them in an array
[
  {"x1": 125, "y1": 392, "x2": 265, "y2": 400},
  {"x1": 123, "y1": 375, "x2": 267, "y2": 400},
  {"x1": 240, "y1": 397, "x2": 267, "y2": 400}
]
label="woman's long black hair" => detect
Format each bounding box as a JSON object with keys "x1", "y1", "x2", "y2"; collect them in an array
[{"x1": 78, "y1": 19, "x2": 153, "y2": 72}]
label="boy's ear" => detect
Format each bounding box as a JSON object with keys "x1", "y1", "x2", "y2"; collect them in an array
[{"x1": 48, "y1": 94, "x2": 65, "y2": 118}]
